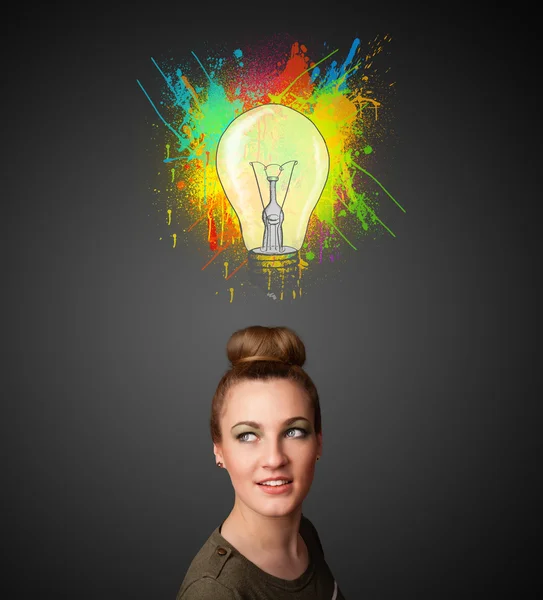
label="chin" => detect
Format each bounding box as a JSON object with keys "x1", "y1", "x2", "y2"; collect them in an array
[
  {"x1": 253, "y1": 489, "x2": 307, "y2": 515},
  {"x1": 256, "y1": 503, "x2": 300, "y2": 518}
]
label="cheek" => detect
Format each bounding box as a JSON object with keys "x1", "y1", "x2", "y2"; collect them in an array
[
  {"x1": 225, "y1": 449, "x2": 253, "y2": 482},
  {"x1": 300, "y1": 457, "x2": 316, "y2": 477},
  {"x1": 298, "y1": 448, "x2": 318, "y2": 475}
]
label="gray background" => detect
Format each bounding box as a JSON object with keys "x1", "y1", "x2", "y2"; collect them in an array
[{"x1": 4, "y1": 3, "x2": 538, "y2": 599}]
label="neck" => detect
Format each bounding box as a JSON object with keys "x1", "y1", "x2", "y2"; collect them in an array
[{"x1": 221, "y1": 501, "x2": 304, "y2": 559}]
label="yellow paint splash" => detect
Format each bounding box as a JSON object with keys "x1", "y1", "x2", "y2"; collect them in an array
[{"x1": 298, "y1": 257, "x2": 309, "y2": 279}]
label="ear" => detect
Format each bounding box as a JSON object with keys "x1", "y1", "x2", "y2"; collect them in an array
[
  {"x1": 213, "y1": 442, "x2": 223, "y2": 463},
  {"x1": 316, "y1": 431, "x2": 323, "y2": 457}
]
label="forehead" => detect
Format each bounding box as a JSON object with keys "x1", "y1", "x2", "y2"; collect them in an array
[{"x1": 222, "y1": 378, "x2": 311, "y2": 424}]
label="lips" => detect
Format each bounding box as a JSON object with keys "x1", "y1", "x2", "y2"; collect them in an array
[
  {"x1": 257, "y1": 477, "x2": 293, "y2": 484},
  {"x1": 257, "y1": 481, "x2": 293, "y2": 494}
]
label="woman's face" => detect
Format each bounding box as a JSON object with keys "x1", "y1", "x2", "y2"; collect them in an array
[{"x1": 214, "y1": 378, "x2": 323, "y2": 519}]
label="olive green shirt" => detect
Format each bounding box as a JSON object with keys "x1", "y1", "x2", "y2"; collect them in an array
[{"x1": 176, "y1": 514, "x2": 345, "y2": 599}]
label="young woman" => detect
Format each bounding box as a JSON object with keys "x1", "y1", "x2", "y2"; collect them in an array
[{"x1": 177, "y1": 326, "x2": 345, "y2": 599}]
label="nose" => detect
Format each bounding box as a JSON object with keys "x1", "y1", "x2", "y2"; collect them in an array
[{"x1": 262, "y1": 438, "x2": 288, "y2": 469}]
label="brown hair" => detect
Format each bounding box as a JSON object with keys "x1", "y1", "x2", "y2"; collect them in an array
[{"x1": 210, "y1": 326, "x2": 321, "y2": 443}]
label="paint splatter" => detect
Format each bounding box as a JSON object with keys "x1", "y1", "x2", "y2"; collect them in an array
[{"x1": 138, "y1": 34, "x2": 404, "y2": 299}]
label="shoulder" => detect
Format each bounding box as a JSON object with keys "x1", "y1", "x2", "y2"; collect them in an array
[
  {"x1": 177, "y1": 577, "x2": 235, "y2": 600},
  {"x1": 176, "y1": 526, "x2": 244, "y2": 599}
]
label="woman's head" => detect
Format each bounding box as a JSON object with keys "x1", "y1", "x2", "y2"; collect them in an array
[
  {"x1": 210, "y1": 326, "x2": 321, "y2": 444},
  {"x1": 211, "y1": 326, "x2": 323, "y2": 518}
]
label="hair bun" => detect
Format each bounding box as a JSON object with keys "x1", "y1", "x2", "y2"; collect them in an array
[{"x1": 227, "y1": 326, "x2": 306, "y2": 368}]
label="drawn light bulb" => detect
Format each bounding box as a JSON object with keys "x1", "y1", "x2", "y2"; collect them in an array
[{"x1": 216, "y1": 104, "x2": 329, "y2": 297}]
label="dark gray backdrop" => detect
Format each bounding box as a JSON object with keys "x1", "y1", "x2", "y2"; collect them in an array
[{"x1": 5, "y1": 3, "x2": 538, "y2": 599}]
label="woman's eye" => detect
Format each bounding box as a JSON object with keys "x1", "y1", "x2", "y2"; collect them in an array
[
  {"x1": 286, "y1": 427, "x2": 307, "y2": 438},
  {"x1": 237, "y1": 432, "x2": 257, "y2": 442}
]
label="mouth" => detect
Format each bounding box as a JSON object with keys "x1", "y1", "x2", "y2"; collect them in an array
[{"x1": 256, "y1": 480, "x2": 293, "y2": 494}]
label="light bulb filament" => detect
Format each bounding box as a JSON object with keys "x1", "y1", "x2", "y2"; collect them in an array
[{"x1": 250, "y1": 160, "x2": 298, "y2": 255}]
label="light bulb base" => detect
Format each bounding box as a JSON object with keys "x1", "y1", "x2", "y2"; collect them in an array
[{"x1": 247, "y1": 249, "x2": 304, "y2": 300}]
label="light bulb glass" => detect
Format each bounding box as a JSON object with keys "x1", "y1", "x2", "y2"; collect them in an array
[{"x1": 216, "y1": 104, "x2": 329, "y2": 253}]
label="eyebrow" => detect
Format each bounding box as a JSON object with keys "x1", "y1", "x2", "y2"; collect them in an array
[{"x1": 231, "y1": 416, "x2": 310, "y2": 430}]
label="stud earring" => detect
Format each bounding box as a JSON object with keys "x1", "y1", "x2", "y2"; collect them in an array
[{"x1": 217, "y1": 461, "x2": 223, "y2": 468}]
